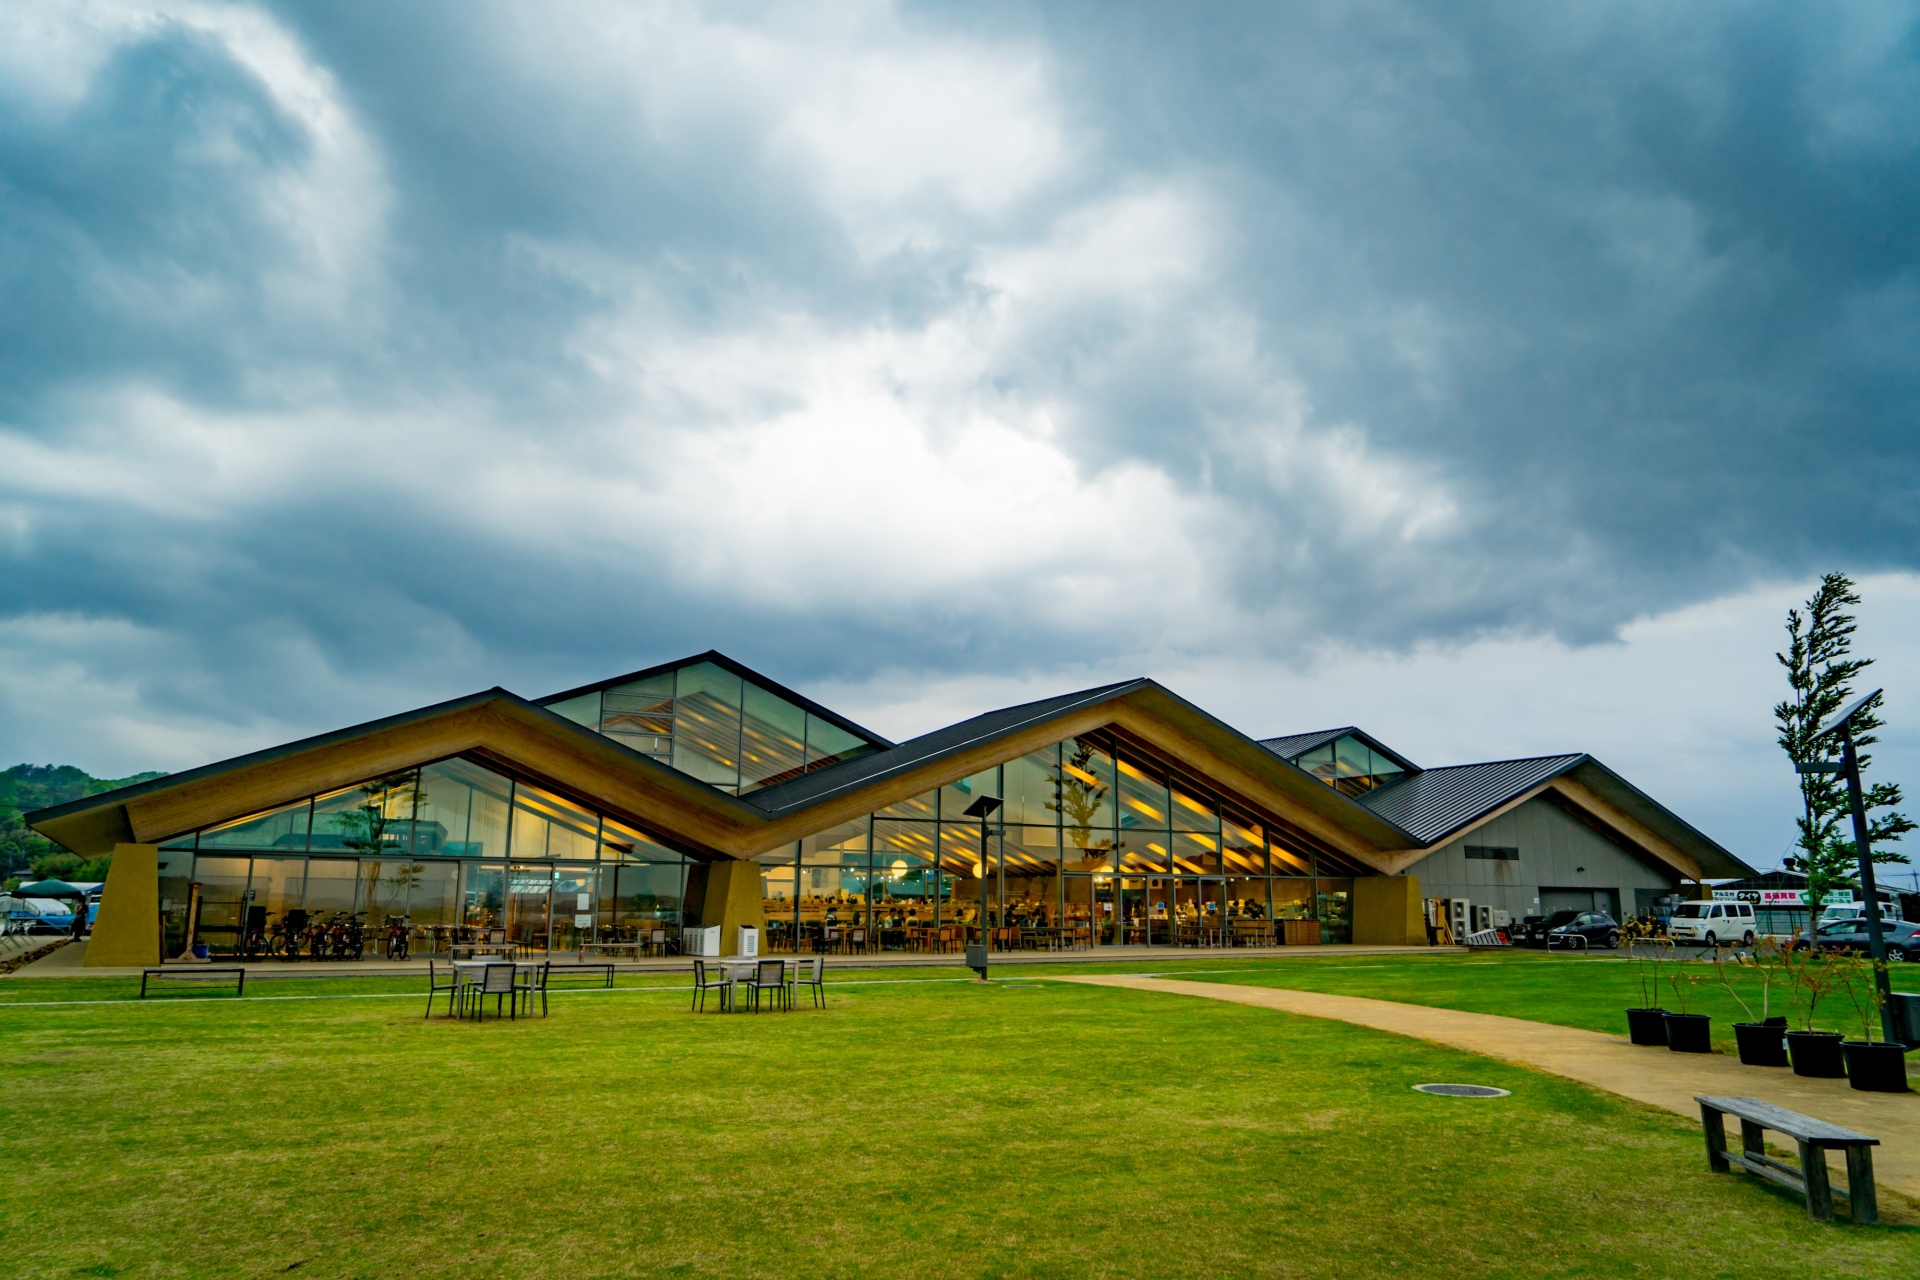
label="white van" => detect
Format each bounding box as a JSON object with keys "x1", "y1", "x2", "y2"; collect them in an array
[
  {"x1": 1667, "y1": 900, "x2": 1756, "y2": 947},
  {"x1": 1819, "y1": 901, "x2": 1904, "y2": 926}
]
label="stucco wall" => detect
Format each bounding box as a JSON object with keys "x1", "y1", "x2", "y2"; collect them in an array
[{"x1": 1401, "y1": 794, "x2": 1678, "y2": 922}]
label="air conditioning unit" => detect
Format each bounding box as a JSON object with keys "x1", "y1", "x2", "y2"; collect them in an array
[
  {"x1": 1492, "y1": 909, "x2": 1511, "y2": 929},
  {"x1": 1472, "y1": 905, "x2": 1494, "y2": 934},
  {"x1": 1447, "y1": 899, "x2": 1471, "y2": 939},
  {"x1": 682, "y1": 925, "x2": 721, "y2": 957}
]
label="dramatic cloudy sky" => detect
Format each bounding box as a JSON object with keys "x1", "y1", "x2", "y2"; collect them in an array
[{"x1": 3, "y1": 1, "x2": 1918, "y2": 875}]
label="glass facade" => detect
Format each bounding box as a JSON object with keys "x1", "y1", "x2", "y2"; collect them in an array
[
  {"x1": 758, "y1": 729, "x2": 1369, "y2": 953},
  {"x1": 155, "y1": 715, "x2": 1378, "y2": 958},
  {"x1": 539, "y1": 658, "x2": 883, "y2": 796},
  {"x1": 157, "y1": 756, "x2": 704, "y2": 957},
  {"x1": 1294, "y1": 734, "x2": 1406, "y2": 797}
]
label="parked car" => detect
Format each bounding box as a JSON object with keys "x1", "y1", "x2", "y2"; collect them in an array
[
  {"x1": 1667, "y1": 900, "x2": 1756, "y2": 947},
  {"x1": 1547, "y1": 911, "x2": 1621, "y2": 950},
  {"x1": 1804, "y1": 917, "x2": 1920, "y2": 961}
]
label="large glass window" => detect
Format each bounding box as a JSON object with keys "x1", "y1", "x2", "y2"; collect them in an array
[
  {"x1": 803, "y1": 716, "x2": 872, "y2": 774},
  {"x1": 600, "y1": 673, "x2": 675, "y2": 759},
  {"x1": 878, "y1": 786, "x2": 938, "y2": 821},
  {"x1": 311, "y1": 774, "x2": 419, "y2": 857},
  {"x1": 1170, "y1": 831, "x2": 1218, "y2": 875},
  {"x1": 671, "y1": 662, "x2": 746, "y2": 791},
  {"x1": 198, "y1": 799, "x2": 311, "y2": 853},
  {"x1": 409, "y1": 861, "x2": 462, "y2": 940},
  {"x1": 1295, "y1": 735, "x2": 1406, "y2": 797},
  {"x1": 463, "y1": 864, "x2": 505, "y2": 931},
  {"x1": 1116, "y1": 754, "x2": 1169, "y2": 832},
  {"x1": 415, "y1": 759, "x2": 511, "y2": 858},
  {"x1": 191, "y1": 856, "x2": 250, "y2": 954},
  {"x1": 941, "y1": 768, "x2": 999, "y2": 822},
  {"x1": 510, "y1": 781, "x2": 599, "y2": 862},
  {"x1": 303, "y1": 859, "x2": 361, "y2": 917},
  {"x1": 1171, "y1": 782, "x2": 1217, "y2": 833},
  {"x1": 1222, "y1": 816, "x2": 1265, "y2": 875},
  {"x1": 1002, "y1": 745, "x2": 1059, "y2": 826},
  {"x1": 358, "y1": 859, "x2": 420, "y2": 923},
  {"x1": 741, "y1": 683, "x2": 808, "y2": 791}
]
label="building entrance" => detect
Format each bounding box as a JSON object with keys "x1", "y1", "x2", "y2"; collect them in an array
[{"x1": 508, "y1": 864, "x2": 552, "y2": 952}]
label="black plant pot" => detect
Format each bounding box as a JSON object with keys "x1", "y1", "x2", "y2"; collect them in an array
[
  {"x1": 1626, "y1": 1007, "x2": 1669, "y2": 1046},
  {"x1": 1787, "y1": 1030, "x2": 1846, "y2": 1078},
  {"x1": 1664, "y1": 1012, "x2": 1712, "y2": 1053},
  {"x1": 1842, "y1": 1041, "x2": 1911, "y2": 1093},
  {"x1": 1733, "y1": 1020, "x2": 1789, "y2": 1067}
]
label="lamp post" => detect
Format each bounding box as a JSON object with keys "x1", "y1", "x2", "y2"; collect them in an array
[
  {"x1": 962, "y1": 795, "x2": 1002, "y2": 981},
  {"x1": 1804, "y1": 689, "x2": 1897, "y2": 1043}
]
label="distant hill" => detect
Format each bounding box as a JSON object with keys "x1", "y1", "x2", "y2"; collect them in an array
[{"x1": 2, "y1": 764, "x2": 167, "y2": 885}]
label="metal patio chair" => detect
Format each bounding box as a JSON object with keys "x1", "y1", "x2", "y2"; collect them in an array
[
  {"x1": 792, "y1": 954, "x2": 826, "y2": 1009},
  {"x1": 426, "y1": 960, "x2": 461, "y2": 1018},
  {"x1": 744, "y1": 959, "x2": 787, "y2": 1012},
  {"x1": 516, "y1": 960, "x2": 552, "y2": 1018},
  {"x1": 691, "y1": 958, "x2": 732, "y2": 1013},
  {"x1": 470, "y1": 962, "x2": 518, "y2": 1022}
]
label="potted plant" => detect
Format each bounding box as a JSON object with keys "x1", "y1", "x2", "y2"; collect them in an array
[
  {"x1": 1836, "y1": 956, "x2": 1911, "y2": 1093},
  {"x1": 1716, "y1": 937, "x2": 1788, "y2": 1066},
  {"x1": 1624, "y1": 921, "x2": 1669, "y2": 1046},
  {"x1": 1782, "y1": 936, "x2": 1847, "y2": 1077},
  {"x1": 1663, "y1": 954, "x2": 1712, "y2": 1053}
]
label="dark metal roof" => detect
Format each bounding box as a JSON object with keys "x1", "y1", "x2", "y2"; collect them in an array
[
  {"x1": 534, "y1": 649, "x2": 892, "y2": 749},
  {"x1": 1258, "y1": 727, "x2": 1352, "y2": 759},
  {"x1": 1258, "y1": 726, "x2": 1421, "y2": 772},
  {"x1": 744, "y1": 680, "x2": 1149, "y2": 816},
  {"x1": 1357, "y1": 755, "x2": 1586, "y2": 845}
]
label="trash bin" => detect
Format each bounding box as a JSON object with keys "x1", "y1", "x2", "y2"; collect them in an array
[{"x1": 965, "y1": 943, "x2": 988, "y2": 979}]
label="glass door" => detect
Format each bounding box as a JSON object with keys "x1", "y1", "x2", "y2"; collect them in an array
[
  {"x1": 1120, "y1": 877, "x2": 1147, "y2": 945},
  {"x1": 508, "y1": 864, "x2": 553, "y2": 953},
  {"x1": 1146, "y1": 877, "x2": 1174, "y2": 945},
  {"x1": 551, "y1": 865, "x2": 595, "y2": 954}
]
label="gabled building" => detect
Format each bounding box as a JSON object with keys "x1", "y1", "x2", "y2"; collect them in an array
[{"x1": 30, "y1": 651, "x2": 1753, "y2": 966}]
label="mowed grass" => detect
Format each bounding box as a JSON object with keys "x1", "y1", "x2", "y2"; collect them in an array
[
  {"x1": 1159, "y1": 949, "x2": 1920, "y2": 1056},
  {"x1": 2, "y1": 964, "x2": 1917, "y2": 1279}
]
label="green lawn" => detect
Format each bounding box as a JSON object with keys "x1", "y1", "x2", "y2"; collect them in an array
[
  {"x1": 2, "y1": 961, "x2": 1915, "y2": 1278},
  {"x1": 1155, "y1": 949, "x2": 1920, "y2": 1056}
]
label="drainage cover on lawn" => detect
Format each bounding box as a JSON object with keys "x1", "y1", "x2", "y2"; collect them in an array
[{"x1": 1413, "y1": 1083, "x2": 1511, "y2": 1098}]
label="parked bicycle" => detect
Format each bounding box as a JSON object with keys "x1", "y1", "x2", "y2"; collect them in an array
[{"x1": 383, "y1": 915, "x2": 410, "y2": 960}]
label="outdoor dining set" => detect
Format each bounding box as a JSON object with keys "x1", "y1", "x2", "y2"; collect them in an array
[
  {"x1": 425, "y1": 958, "x2": 553, "y2": 1021},
  {"x1": 690, "y1": 956, "x2": 827, "y2": 1013}
]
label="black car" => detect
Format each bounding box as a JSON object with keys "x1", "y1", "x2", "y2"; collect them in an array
[
  {"x1": 1808, "y1": 917, "x2": 1920, "y2": 962},
  {"x1": 1547, "y1": 910, "x2": 1621, "y2": 951}
]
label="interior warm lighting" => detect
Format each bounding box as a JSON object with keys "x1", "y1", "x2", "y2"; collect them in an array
[{"x1": 891, "y1": 859, "x2": 907, "y2": 875}]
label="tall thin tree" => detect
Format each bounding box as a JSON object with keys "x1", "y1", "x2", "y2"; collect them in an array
[{"x1": 1773, "y1": 573, "x2": 1911, "y2": 925}]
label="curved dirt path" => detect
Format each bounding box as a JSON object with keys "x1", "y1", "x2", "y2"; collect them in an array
[{"x1": 1057, "y1": 974, "x2": 1920, "y2": 1203}]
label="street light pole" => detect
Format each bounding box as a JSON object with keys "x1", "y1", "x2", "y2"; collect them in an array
[
  {"x1": 962, "y1": 795, "x2": 1002, "y2": 981},
  {"x1": 1810, "y1": 689, "x2": 1898, "y2": 1044}
]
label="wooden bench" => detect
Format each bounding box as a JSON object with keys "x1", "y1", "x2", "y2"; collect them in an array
[
  {"x1": 1695, "y1": 1095, "x2": 1878, "y2": 1223},
  {"x1": 141, "y1": 966, "x2": 246, "y2": 999},
  {"x1": 542, "y1": 962, "x2": 616, "y2": 988}
]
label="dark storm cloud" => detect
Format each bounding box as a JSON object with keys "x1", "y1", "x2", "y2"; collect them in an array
[{"x1": 1, "y1": 0, "x2": 1917, "y2": 773}]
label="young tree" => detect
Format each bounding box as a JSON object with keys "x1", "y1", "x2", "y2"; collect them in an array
[{"x1": 1774, "y1": 573, "x2": 1912, "y2": 921}]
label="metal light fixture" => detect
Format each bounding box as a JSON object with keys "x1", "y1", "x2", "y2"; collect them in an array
[{"x1": 962, "y1": 794, "x2": 1002, "y2": 980}]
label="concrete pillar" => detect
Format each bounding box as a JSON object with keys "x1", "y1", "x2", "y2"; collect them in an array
[
  {"x1": 700, "y1": 858, "x2": 767, "y2": 955},
  {"x1": 84, "y1": 843, "x2": 161, "y2": 967},
  {"x1": 1352, "y1": 874, "x2": 1424, "y2": 945}
]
